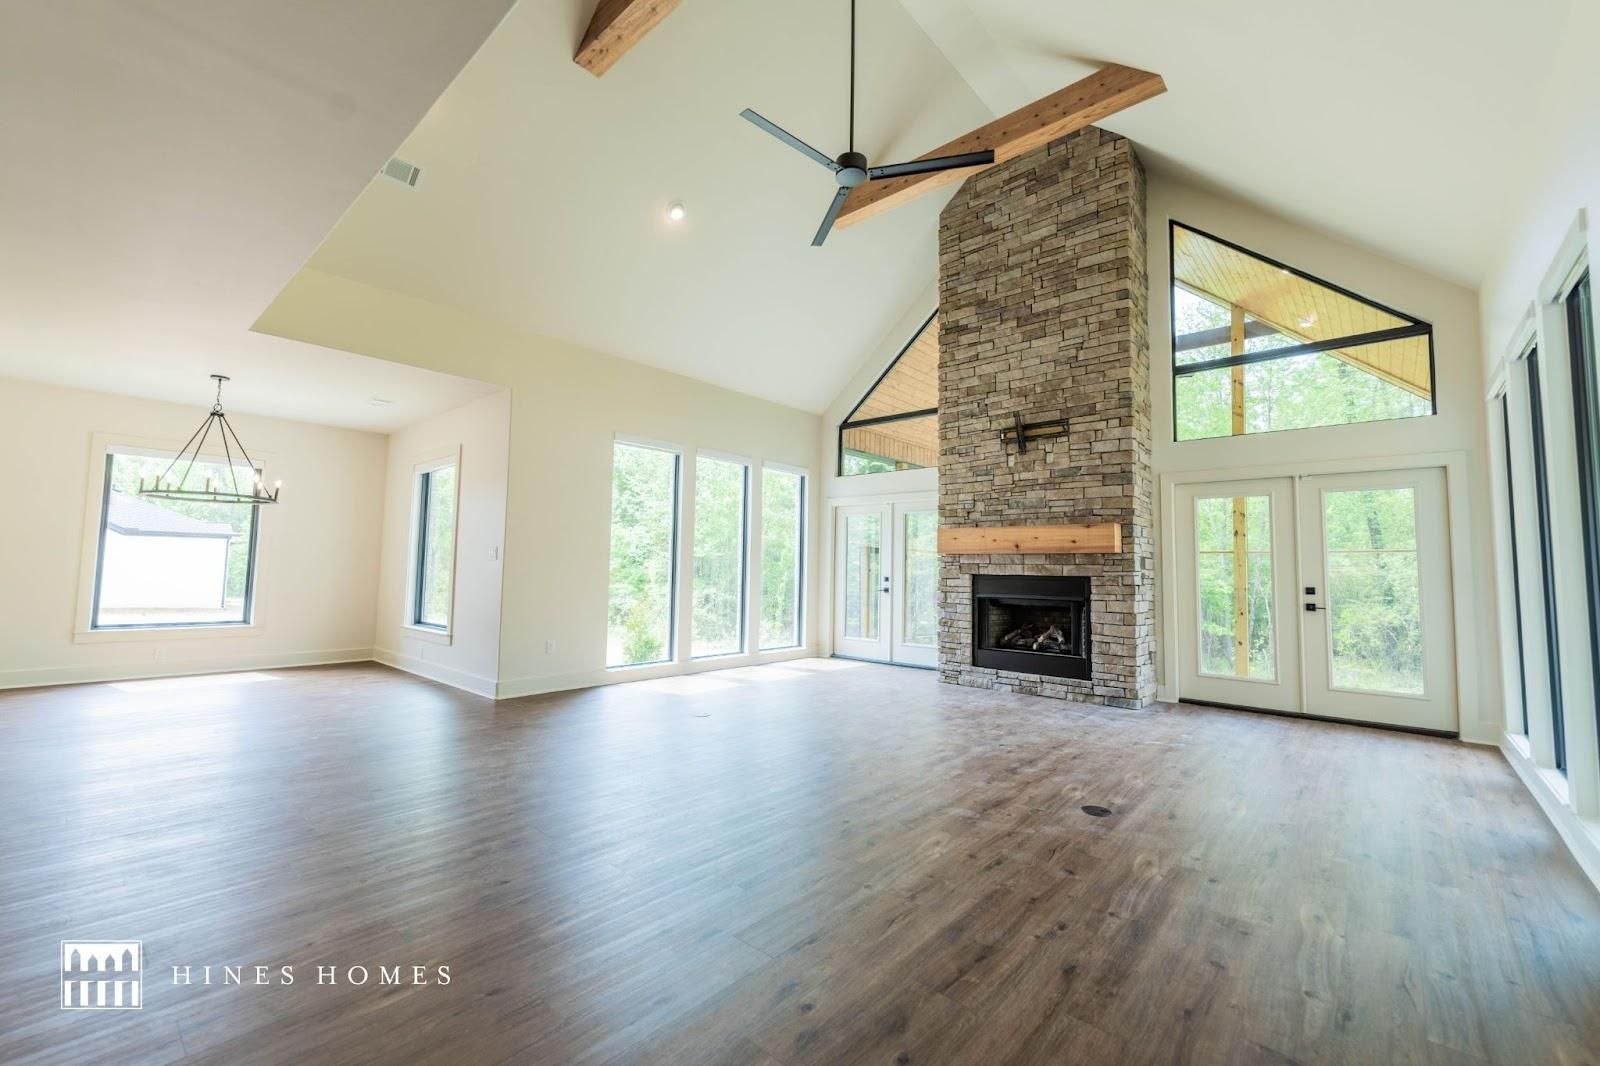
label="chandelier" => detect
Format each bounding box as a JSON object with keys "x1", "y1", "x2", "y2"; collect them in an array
[{"x1": 138, "y1": 375, "x2": 281, "y2": 505}]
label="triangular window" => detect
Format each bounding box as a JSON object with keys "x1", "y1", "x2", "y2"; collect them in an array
[
  {"x1": 1171, "y1": 222, "x2": 1434, "y2": 440},
  {"x1": 839, "y1": 313, "x2": 939, "y2": 475}
]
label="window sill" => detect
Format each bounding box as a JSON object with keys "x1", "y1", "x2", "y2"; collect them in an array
[
  {"x1": 402, "y1": 624, "x2": 452, "y2": 646},
  {"x1": 74, "y1": 623, "x2": 261, "y2": 644}
]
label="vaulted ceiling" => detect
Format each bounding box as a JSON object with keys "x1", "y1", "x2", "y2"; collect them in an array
[
  {"x1": 1, "y1": 0, "x2": 1579, "y2": 424},
  {"x1": 292, "y1": 0, "x2": 1572, "y2": 415}
]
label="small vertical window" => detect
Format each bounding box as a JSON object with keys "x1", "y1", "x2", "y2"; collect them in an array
[
  {"x1": 91, "y1": 448, "x2": 260, "y2": 628},
  {"x1": 692, "y1": 455, "x2": 749, "y2": 658},
  {"x1": 760, "y1": 466, "x2": 805, "y2": 650},
  {"x1": 607, "y1": 441, "x2": 680, "y2": 667},
  {"x1": 1501, "y1": 397, "x2": 1530, "y2": 736},
  {"x1": 1564, "y1": 271, "x2": 1599, "y2": 752},
  {"x1": 412, "y1": 460, "x2": 458, "y2": 630},
  {"x1": 1526, "y1": 348, "x2": 1566, "y2": 772}
]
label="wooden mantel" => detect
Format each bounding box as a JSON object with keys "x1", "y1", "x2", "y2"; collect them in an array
[{"x1": 938, "y1": 523, "x2": 1122, "y2": 555}]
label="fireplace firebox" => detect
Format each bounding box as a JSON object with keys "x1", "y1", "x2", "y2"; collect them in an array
[{"x1": 972, "y1": 575, "x2": 1091, "y2": 680}]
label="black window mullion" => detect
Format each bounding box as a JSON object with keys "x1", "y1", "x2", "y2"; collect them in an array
[{"x1": 413, "y1": 471, "x2": 432, "y2": 626}]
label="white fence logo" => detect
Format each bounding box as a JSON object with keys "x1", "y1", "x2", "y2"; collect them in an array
[{"x1": 61, "y1": 941, "x2": 142, "y2": 1010}]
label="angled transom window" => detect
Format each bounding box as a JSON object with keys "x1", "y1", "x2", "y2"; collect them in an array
[
  {"x1": 1171, "y1": 222, "x2": 1435, "y2": 441},
  {"x1": 839, "y1": 312, "x2": 939, "y2": 476}
]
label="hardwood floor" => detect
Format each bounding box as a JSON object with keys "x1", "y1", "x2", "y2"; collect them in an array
[{"x1": 1, "y1": 660, "x2": 1596, "y2": 1065}]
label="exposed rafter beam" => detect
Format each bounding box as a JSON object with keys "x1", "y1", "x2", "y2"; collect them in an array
[
  {"x1": 834, "y1": 64, "x2": 1166, "y2": 230},
  {"x1": 1175, "y1": 320, "x2": 1280, "y2": 352},
  {"x1": 574, "y1": 0, "x2": 680, "y2": 77}
]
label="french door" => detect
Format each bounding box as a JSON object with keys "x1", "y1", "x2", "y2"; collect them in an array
[
  {"x1": 833, "y1": 499, "x2": 939, "y2": 666},
  {"x1": 1175, "y1": 468, "x2": 1458, "y2": 732}
]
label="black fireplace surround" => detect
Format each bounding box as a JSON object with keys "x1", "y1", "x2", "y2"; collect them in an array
[{"x1": 972, "y1": 575, "x2": 1091, "y2": 680}]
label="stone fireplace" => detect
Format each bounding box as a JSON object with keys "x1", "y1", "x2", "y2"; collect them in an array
[{"x1": 937, "y1": 127, "x2": 1156, "y2": 707}]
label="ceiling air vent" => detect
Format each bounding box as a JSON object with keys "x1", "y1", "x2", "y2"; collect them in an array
[{"x1": 380, "y1": 157, "x2": 421, "y2": 187}]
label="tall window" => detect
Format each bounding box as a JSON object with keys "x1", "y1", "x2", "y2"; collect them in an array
[
  {"x1": 839, "y1": 313, "x2": 938, "y2": 475},
  {"x1": 1526, "y1": 348, "x2": 1566, "y2": 771},
  {"x1": 1501, "y1": 397, "x2": 1530, "y2": 736},
  {"x1": 91, "y1": 449, "x2": 260, "y2": 628},
  {"x1": 692, "y1": 455, "x2": 748, "y2": 657},
  {"x1": 1565, "y1": 271, "x2": 1599, "y2": 751},
  {"x1": 412, "y1": 460, "x2": 458, "y2": 630},
  {"x1": 760, "y1": 466, "x2": 804, "y2": 650},
  {"x1": 607, "y1": 442, "x2": 680, "y2": 667},
  {"x1": 1171, "y1": 222, "x2": 1434, "y2": 441}
]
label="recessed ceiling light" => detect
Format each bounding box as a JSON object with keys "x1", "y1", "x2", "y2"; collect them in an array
[{"x1": 666, "y1": 201, "x2": 686, "y2": 222}]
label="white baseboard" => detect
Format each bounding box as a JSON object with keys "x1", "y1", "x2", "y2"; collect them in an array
[
  {"x1": 372, "y1": 648, "x2": 497, "y2": 699},
  {"x1": 1501, "y1": 735, "x2": 1600, "y2": 893},
  {"x1": 0, "y1": 648, "x2": 376, "y2": 691},
  {"x1": 496, "y1": 646, "x2": 818, "y2": 700}
]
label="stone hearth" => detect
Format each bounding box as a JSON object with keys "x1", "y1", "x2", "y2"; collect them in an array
[{"x1": 936, "y1": 127, "x2": 1155, "y2": 707}]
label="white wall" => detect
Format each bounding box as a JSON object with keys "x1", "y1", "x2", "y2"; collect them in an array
[
  {"x1": 257, "y1": 269, "x2": 823, "y2": 697},
  {"x1": 0, "y1": 377, "x2": 387, "y2": 688},
  {"x1": 373, "y1": 390, "x2": 511, "y2": 697},
  {"x1": 1474, "y1": 0, "x2": 1600, "y2": 888},
  {"x1": 1148, "y1": 175, "x2": 1497, "y2": 741}
]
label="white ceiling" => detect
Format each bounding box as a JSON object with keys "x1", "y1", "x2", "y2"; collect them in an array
[
  {"x1": 294, "y1": 0, "x2": 1575, "y2": 417},
  {"x1": 296, "y1": 0, "x2": 993, "y2": 414},
  {"x1": 939, "y1": 0, "x2": 1572, "y2": 287},
  {"x1": 0, "y1": 1, "x2": 514, "y2": 431}
]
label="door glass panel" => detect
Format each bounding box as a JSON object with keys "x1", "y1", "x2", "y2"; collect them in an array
[
  {"x1": 1322, "y1": 487, "x2": 1424, "y2": 695},
  {"x1": 1194, "y1": 495, "x2": 1275, "y2": 679},
  {"x1": 902, "y1": 510, "x2": 939, "y2": 646},
  {"x1": 842, "y1": 513, "x2": 882, "y2": 640}
]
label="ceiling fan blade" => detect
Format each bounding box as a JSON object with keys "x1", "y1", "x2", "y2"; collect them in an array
[
  {"x1": 868, "y1": 149, "x2": 994, "y2": 181},
  {"x1": 740, "y1": 109, "x2": 840, "y2": 172},
  {"x1": 812, "y1": 187, "x2": 851, "y2": 247}
]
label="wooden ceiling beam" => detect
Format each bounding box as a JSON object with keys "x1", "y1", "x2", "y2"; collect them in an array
[
  {"x1": 574, "y1": 0, "x2": 681, "y2": 77},
  {"x1": 834, "y1": 64, "x2": 1166, "y2": 230}
]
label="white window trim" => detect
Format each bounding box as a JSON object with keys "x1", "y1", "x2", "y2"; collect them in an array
[
  {"x1": 404, "y1": 448, "x2": 462, "y2": 644},
  {"x1": 74, "y1": 432, "x2": 273, "y2": 643}
]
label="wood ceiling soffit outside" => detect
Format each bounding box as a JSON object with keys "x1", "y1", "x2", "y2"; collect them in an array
[
  {"x1": 852, "y1": 317, "x2": 940, "y2": 421},
  {"x1": 575, "y1": 0, "x2": 681, "y2": 76},
  {"x1": 1172, "y1": 225, "x2": 1432, "y2": 398},
  {"x1": 835, "y1": 65, "x2": 1167, "y2": 230}
]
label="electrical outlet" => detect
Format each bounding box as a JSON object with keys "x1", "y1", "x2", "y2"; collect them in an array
[{"x1": 545, "y1": 640, "x2": 556, "y2": 654}]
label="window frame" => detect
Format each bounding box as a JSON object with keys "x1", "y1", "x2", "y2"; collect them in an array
[
  {"x1": 838, "y1": 309, "x2": 939, "y2": 476},
  {"x1": 85, "y1": 443, "x2": 263, "y2": 634},
  {"x1": 407, "y1": 452, "x2": 461, "y2": 638},
  {"x1": 606, "y1": 437, "x2": 683, "y2": 670},
  {"x1": 758, "y1": 463, "x2": 807, "y2": 651},
  {"x1": 1525, "y1": 346, "x2": 1567, "y2": 772},
  {"x1": 1168, "y1": 220, "x2": 1438, "y2": 442},
  {"x1": 1564, "y1": 270, "x2": 1600, "y2": 759},
  {"x1": 690, "y1": 450, "x2": 751, "y2": 660},
  {"x1": 1499, "y1": 395, "x2": 1531, "y2": 737}
]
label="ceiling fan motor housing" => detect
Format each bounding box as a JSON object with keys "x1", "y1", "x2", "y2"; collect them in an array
[{"x1": 835, "y1": 151, "x2": 868, "y2": 188}]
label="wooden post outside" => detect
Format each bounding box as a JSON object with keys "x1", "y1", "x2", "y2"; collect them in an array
[{"x1": 1230, "y1": 305, "x2": 1250, "y2": 676}]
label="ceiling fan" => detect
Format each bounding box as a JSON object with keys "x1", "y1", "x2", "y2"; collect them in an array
[{"x1": 740, "y1": 0, "x2": 994, "y2": 247}]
